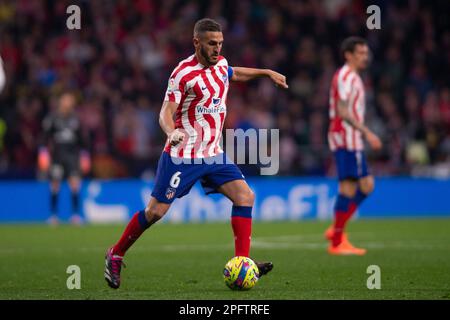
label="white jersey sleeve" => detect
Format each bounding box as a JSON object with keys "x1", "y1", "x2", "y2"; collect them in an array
[
  {"x1": 337, "y1": 70, "x2": 354, "y2": 102},
  {"x1": 164, "y1": 72, "x2": 184, "y2": 104}
]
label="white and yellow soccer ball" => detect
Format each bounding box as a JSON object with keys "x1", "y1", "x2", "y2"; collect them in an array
[{"x1": 223, "y1": 256, "x2": 259, "y2": 290}]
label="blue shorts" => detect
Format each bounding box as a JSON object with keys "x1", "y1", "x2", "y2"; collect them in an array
[
  {"x1": 334, "y1": 149, "x2": 369, "y2": 181},
  {"x1": 151, "y1": 152, "x2": 245, "y2": 203}
]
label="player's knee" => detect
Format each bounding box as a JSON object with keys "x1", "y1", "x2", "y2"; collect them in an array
[
  {"x1": 233, "y1": 188, "x2": 255, "y2": 206},
  {"x1": 339, "y1": 180, "x2": 358, "y2": 198},
  {"x1": 360, "y1": 176, "x2": 375, "y2": 195}
]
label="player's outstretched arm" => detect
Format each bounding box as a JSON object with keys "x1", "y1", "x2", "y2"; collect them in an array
[
  {"x1": 231, "y1": 67, "x2": 288, "y2": 89},
  {"x1": 337, "y1": 99, "x2": 382, "y2": 150},
  {"x1": 159, "y1": 100, "x2": 185, "y2": 146}
]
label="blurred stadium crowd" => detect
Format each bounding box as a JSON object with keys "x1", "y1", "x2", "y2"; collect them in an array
[{"x1": 0, "y1": 0, "x2": 449, "y2": 179}]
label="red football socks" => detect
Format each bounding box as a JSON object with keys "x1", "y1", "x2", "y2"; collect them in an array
[
  {"x1": 231, "y1": 206, "x2": 253, "y2": 257},
  {"x1": 112, "y1": 210, "x2": 149, "y2": 256}
]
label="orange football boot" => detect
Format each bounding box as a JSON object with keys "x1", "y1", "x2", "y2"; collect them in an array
[{"x1": 328, "y1": 240, "x2": 367, "y2": 256}]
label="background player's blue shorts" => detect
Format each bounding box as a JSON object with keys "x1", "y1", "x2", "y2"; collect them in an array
[
  {"x1": 334, "y1": 149, "x2": 369, "y2": 181},
  {"x1": 151, "y1": 152, "x2": 245, "y2": 203}
]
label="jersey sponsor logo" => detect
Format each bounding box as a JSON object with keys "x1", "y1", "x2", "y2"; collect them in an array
[{"x1": 195, "y1": 105, "x2": 225, "y2": 114}]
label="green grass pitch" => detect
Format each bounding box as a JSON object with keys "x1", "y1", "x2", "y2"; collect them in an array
[{"x1": 1, "y1": 219, "x2": 450, "y2": 300}]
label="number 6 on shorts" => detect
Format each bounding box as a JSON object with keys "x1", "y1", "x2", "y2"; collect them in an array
[{"x1": 170, "y1": 171, "x2": 181, "y2": 188}]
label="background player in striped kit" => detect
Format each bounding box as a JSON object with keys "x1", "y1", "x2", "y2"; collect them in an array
[
  {"x1": 326, "y1": 37, "x2": 383, "y2": 255},
  {"x1": 104, "y1": 18, "x2": 288, "y2": 289}
]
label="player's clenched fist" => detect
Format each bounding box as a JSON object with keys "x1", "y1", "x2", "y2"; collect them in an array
[{"x1": 168, "y1": 128, "x2": 185, "y2": 146}]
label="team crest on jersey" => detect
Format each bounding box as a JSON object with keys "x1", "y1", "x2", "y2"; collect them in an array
[
  {"x1": 167, "y1": 78, "x2": 176, "y2": 92},
  {"x1": 165, "y1": 187, "x2": 176, "y2": 200},
  {"x1": 222, "y1": 73, "x2": 228, "y2": 84},
  {"x1": 212, "y1": 97, "x2": 221, "y2": 105}
]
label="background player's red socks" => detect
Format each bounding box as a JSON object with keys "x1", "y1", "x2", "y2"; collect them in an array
[
  {"x1": 231, "y1": 206, "x2": 253, "y2": 257},
  {"x1": 332, "y1": 190, "x2": 369, "y2": 246},
  {"x1": 112, "y1": 210, "x2": 150, "y2": 256},
  {"x1": 332, "y1": 211, "x2": 353, "y2": 246},
  {"x1": 332, "y1": 194, "x2": 352, "y2": 247}
]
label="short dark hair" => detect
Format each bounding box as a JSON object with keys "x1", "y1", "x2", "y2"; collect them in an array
[
  {"x1": 193, "y1": 18, "x2": 222, "y2": 37},
  {"x1": 341, "y1": 36, "x2": 367, "y2": 58}
]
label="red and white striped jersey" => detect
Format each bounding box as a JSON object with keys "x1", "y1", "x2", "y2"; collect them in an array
[
  {"x1": 163, "y1": 54, "x2": 231, "y2": 158},
  {"x1": 328, "y1": 64, "x2": 366, "y2": 151}
]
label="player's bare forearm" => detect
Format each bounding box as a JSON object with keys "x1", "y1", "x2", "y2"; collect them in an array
[
  {"x1": 159, "y1": 101, "x2": 178, "y2": 136},
  {"x1": 337, "y1": 100, "x2": 383, "y2": 150},
  {"x1": 337, "y1": 100, "x2": 369, "y2": 135},
  {"x1": 159, "y1": 100, "x2": 185, "y2": 146},
  {"x1": 231, "y1": 67, "x2": 288, "y2": 88},
  {"x1": 231, "y1": 67, "x2": 269, "y2": 81}
]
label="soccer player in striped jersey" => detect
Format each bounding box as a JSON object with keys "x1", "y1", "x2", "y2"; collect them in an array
[
  {"x1": 105, "y1": 18, "x2": 288, "y2": 289},
  {"x1": 326, "y1": 37, "x2": 382, "y2": 255}
]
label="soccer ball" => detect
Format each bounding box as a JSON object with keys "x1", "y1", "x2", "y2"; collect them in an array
[{"x1": 223, "y1": 256, "x2": 259, "y2": 290}]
